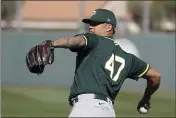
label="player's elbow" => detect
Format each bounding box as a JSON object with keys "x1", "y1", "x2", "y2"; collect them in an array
[
  {"x1": 145, "y1": 67, "x2": 161, "y2": 85},
  {"x1": 152, "y1": 71, "x2": 161, "y2": 85}
]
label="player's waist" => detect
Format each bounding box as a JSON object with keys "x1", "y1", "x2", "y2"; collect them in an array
[{"x1": 70, "y1": 93, "x2": 114, "y2": 106}]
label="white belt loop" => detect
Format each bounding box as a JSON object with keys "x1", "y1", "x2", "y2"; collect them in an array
[{"x1": 107, "y1": 97, "x2": 112, "y2": 105}]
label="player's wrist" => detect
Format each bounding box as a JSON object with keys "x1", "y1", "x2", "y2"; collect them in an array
[
  {"x1": 51, "y1": 40, "x2": 55, "y2": 47},
  {"x1": 142, "y1": 95, "x2": 151, "y2": 101}
]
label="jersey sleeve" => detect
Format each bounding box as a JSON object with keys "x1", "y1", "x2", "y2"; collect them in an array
[
  {"x1": 70, "y1": 33, "x2": 99, "y2": 52},
  {"x1": 127, "y1": 54, "x2": 150, "y2": 80}
]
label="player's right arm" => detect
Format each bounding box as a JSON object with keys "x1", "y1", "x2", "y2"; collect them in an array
[
  {"x1": 127, "y1": 54, "x2": 161, "y2": 112},
  {"x1": 141, "y1": 66, "x2": 161, "y2": 102},
  {"x1": 137, "y1": 66, "x2": 160, "y2": 113},
  {"x1": 127, "y1": 54, "x2": 161, "y2": 99}
]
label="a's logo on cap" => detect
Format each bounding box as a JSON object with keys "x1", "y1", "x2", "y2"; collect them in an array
[
  {"x1": 93, "y1": 11, "x2": 96, "y2": 15},
  {"x1": 107, "y1": 18, "x2": 110, "y2": 22}
]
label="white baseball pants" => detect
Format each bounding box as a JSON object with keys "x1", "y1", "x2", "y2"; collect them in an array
[{"x1": 68, "y1": 94, "x2": 116, "y2": 117}]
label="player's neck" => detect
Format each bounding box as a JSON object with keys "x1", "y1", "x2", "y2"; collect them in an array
[
  {"x1": 99, "y1": 32, "x2": 113, "y2": 38},
  {"x1": 103, "y1": 34, "x2": 113, "y2": 39}
]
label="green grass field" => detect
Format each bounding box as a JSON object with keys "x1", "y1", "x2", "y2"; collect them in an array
[{"x1": 2, "y1": 87, "x2": 175, "y2": 117}]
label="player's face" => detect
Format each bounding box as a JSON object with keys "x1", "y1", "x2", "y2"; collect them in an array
[{"x1": 88, "y1": 22, "x2": 112, "y2": 36}]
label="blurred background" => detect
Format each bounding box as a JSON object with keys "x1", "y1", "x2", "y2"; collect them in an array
[{"x1": 1, "y1": 1, "x2": 175, "y2": 117}]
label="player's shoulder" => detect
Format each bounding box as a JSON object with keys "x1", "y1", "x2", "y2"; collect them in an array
[
  {"x1": 114, "y1": 43, "x2": 136, "y2": 58},
  {"x1": 101, "y1": 36, "x2": 114, "y2": 41},
  {"x1": 96, "y1": 36, "x2": 115, "y2": 45},
  {"x1": 79, "y1": 32, "x2": 98, "y2": 38}
]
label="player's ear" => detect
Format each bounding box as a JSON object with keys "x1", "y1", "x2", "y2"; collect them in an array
[{"x1": 106, "y1": 24, "x2": 113, "y2": 32}]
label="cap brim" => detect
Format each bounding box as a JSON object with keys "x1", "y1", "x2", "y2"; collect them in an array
[
  {"x1": 82, "y1": 19, "x2": 93, "y2": 24},
  {"x1": 82, "y1": 19, "x2": 103, "y2": 24}
]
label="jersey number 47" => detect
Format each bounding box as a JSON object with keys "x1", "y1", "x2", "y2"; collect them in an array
[{"x1": 105, "y1": 54, "x2": 125, "y2": 82}]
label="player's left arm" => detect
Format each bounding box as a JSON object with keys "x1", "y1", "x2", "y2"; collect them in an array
[
  {"x1": 51, "y1": 33, "x2": 98, "y2": 52},
  {"x1": 51, "y1": 35, "x2": 86, "y2": 49}
]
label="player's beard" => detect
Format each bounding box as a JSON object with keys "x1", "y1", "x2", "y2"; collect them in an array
[
  {"x1": 89, "y1": 30, "x2": 106, "y2": 37},
  {"x1": 99, "y1": 30, "x2": 107, "y2": 36},
  {"x1": 88, "y1": 30, "x2": 94, "y2": 34}
]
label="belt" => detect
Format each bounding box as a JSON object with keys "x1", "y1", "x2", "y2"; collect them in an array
[{"x1": 70, "y1": 94, "x2": 113, "y2": 106}]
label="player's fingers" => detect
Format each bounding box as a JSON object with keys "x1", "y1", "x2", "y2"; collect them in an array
[{"x1": 144, "y1": 104, "x2": 150, "y2": 109}]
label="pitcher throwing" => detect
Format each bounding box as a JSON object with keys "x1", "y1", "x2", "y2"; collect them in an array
[{"x1": 26, "y1": 9, "x2": 161, "y2": 117}]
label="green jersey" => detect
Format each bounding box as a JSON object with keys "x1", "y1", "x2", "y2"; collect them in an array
[{"x1": 69, "y1": 33, "x2": 150, "y2": 102}]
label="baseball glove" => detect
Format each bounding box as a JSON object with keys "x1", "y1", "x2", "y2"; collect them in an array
[{"x1": 26, "y1": 40, "x2": 54, "y2": 75}]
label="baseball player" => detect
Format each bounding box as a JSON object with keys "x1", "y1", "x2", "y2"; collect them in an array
[{"x1": 26, "y1": 9, "x2": 161, "y2": 117}]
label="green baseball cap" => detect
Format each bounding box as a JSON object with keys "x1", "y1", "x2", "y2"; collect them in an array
[{"x1": 82, "y1": 9, "x2": 117, "y2": 28}]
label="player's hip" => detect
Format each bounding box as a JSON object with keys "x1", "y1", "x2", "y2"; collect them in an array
[
  {"x1": 69, "y1": 93, "x2": 114, "y2": 107},
  {"x1": 69, "y1": 94, "x2": 116, "y2": 117}
]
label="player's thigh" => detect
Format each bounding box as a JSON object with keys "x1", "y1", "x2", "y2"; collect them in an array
[{"x1": 94, "y1": 99, "x2": 116, "y2": 117}]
